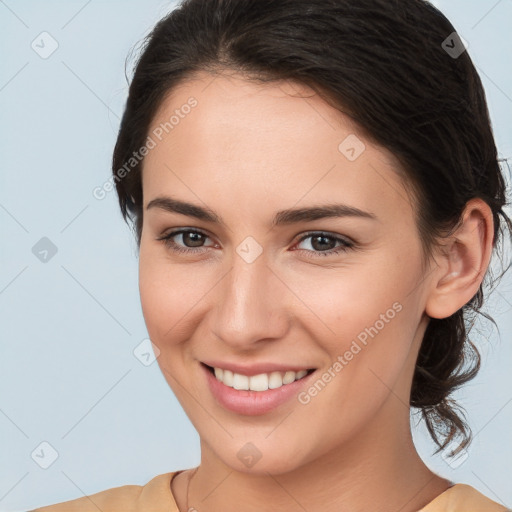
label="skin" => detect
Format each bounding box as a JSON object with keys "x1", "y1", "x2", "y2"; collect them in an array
[{"x1": 138, "y1": 70, "x2": 494, "y2": 512}]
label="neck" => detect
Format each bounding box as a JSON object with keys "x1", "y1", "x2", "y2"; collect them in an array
[{"x1": 184, "y1": 396, "x2": 450, "y2": 512}]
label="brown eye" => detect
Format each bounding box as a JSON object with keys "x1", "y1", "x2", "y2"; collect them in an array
[
  {"x1": 157, "y1": 229, "x2": 215, "y2": 254},
  {"x1": 295, "y1": 232, "x2": 354, "y2": 257}
]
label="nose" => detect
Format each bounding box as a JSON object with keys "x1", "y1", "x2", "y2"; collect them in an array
[{"x1": 210, "y1": 250, "x2": 290, "y2": 350}]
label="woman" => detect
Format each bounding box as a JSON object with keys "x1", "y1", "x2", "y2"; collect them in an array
[{"x1": 32, "y1": 0, "x2": 511, "y2": 510}]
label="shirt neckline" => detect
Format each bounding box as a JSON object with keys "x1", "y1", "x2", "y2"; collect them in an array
[
  {"x1": 417, "y1": 482, "x2": 458, "y2": 510},
  {"x1": 166, "y1": 471, "x2": 458, "y2": 511},
  {"x1": 168, "y1": 470, "x2": 186, "y2": 511}
]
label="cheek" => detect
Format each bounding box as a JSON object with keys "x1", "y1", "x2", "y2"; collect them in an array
[
  {"x1": 294, "y1": 254, "x2": 417, "y2": 381},
  {"x1": 138, "y1": 248, "x2": 191, "y2": 345},
  {"x1": 138, "y1": 246, "x2": 221, "y2": 356},
  {"x1": 286, "y1": 258, "x2": 403, "y2": 335}
]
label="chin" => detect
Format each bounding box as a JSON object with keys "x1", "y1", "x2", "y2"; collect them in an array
[{"x1": 208, "y1": 438, "x2": 312, "y2": 476}]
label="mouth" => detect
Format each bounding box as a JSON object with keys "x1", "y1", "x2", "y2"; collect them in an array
[
  {"x1": 202, "y1": 362, "x2": 316, "y2": 392},
  {"x1": 200, "y1": 362, "x2": 317, "y2": 416}
]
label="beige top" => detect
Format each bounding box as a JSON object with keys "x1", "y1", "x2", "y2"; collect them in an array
[{"x1": 31, "y1": 470, "x2": 511, "y2": 511}]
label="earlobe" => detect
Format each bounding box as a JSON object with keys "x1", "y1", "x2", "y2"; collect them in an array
[{"x1": 425, "y1": 199, "x2": 494, "y2": 320}]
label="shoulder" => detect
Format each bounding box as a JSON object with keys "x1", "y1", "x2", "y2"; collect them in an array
[
  {"x1": 29, "y1": 471, "x2": 179, "y2": 512},
  {"x1": 421, "y1": 483, "x2": 511, "y2": 511}
]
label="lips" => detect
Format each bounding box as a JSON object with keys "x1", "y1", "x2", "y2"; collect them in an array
[{"x1": 201, "y1": 362, "x2": 318, "y2": 415}]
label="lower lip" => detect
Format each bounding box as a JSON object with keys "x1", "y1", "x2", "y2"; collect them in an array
[{"x1": 202, "y1": 363, "x2": 316, "y2": 416}]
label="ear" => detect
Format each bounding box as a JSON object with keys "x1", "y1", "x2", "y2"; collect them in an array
[{"x1": 425, "y1": 198, "x2": 494, "y2": 319}]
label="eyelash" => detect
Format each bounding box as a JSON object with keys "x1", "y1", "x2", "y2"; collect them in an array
[{"x1": 156, "y1": 229, "x2": 355, "y2": 258}]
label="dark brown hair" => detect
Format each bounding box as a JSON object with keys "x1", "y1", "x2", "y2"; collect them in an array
[{"x1": 112, "y1": 0, "x2": 512, "y2": 456}]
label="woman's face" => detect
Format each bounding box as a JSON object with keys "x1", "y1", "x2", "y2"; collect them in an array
[{"x1": 139, "y1": 71, "x2": 434, "y2": 474}]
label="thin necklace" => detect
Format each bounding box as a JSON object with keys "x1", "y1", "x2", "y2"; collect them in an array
[{"x1": 185, "y1": 466, "x2": 199, "y2": 512}]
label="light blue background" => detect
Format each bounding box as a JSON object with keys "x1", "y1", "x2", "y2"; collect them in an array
[{"x1": 0, "y1": 1, "x2": 511, "y2": 510}]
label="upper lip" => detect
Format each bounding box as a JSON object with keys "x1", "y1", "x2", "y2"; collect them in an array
[{"x1": 201, "y1": 360, "x2": 315, "y2": 377}]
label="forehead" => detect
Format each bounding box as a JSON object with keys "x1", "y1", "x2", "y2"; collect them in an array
[{"x1": 142, "y1": 71, "x2": 414, "y2": 225}]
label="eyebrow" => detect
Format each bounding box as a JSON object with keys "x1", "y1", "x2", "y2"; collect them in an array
[{"x1": 146, "y1": 196, "x2": 378, "y2": 227}]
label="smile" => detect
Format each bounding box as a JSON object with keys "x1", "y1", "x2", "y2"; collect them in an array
[
  {"x1": 201, "y1": 362, "x2": 318, "y2": 415},
  {"x1": 210, "y1": 366, "x2": 314, "y2": 391}
]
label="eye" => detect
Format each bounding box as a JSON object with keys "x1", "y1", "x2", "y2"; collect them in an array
[
  {"x1": 157, "y1": 229, "x2": 216, "y2": 255},
  {"x1": 157, "y1": 228, "x2": 355, "y2": 258},
  {"x1": 293, "y1": 232, "x2": 354, "y2": 258}
]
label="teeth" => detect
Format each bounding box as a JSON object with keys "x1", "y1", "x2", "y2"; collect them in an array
[
  {"x1": 223, "y1": 369, "x2": 233, "y2": 386},
  {"x1": 249, "y1": 373, "x2": 268, "y2": 391},
  {"x1": 233, "y1": 373, "x2": 249, "y2": 390},
  {"x1": 268, "y1": 371, "x2": 282, "y2": 389},
  {"x1": 283, "y1": 371, "x2": 296, "y2": 385},
  {"x1": 212, "y1": 367, "x2": 310, "y2": 391}
]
